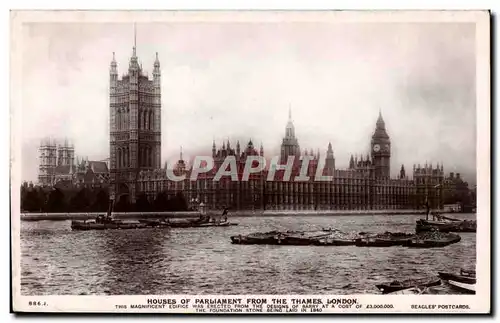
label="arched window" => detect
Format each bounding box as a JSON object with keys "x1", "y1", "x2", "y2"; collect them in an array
[
  {"x1": 149, "y1": 111, "x2": 153, "y2": 130},
  {"x1": 117, "y1": 148, "x2": 122, "y2": 168},
  {"x1": 124, "y1": 148, "x2": 128, "y2": 167},
  {"x1": 143, "y1": 111, "x2": 147, "y2": 130},
  {"x1": 148, "y1": 147, "x2": 152, "y2": 167},
  {"x1": 117, "y1": 110, "x2": 121, "y2": 130},
  {"x1": 139, "y1": 110, "x2": 143, "y2": 130}
]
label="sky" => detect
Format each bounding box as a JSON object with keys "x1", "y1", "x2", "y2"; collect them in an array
[{"x1": 19, "y1": 21, "x2": 477, "y2": 184}]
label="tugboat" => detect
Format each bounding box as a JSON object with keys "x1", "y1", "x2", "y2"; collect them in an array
[
  {"x1": 71, "y1": 198, "x2": 149, "y2": 231},
  {"x1": 416, "y1": 188, "x2": 476, "y2": 233}
]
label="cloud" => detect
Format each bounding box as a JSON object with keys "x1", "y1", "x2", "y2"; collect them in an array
[{"x1": 19, "y1": 22, "x2": 477, "y2": 185}]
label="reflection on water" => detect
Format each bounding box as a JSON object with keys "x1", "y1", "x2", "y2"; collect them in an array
[{"x1": 20, "y1": 214, "x2": 476, "y2": 295}]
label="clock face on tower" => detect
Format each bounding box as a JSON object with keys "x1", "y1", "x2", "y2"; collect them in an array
[{"x1": 373, "y1": 144, "x2": 381, "y2": 152}]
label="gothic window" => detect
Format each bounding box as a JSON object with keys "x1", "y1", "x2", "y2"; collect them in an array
[
  {"x1": 143, "y1": 111, "x2": 147, "y2": 130},
  {"x1": 149, "y1": 111, "x2": 153, "y2": 130},
  {"x1": 117, "y1": 110, "x2": 121, "y2": 130},
  {"x1": 117, "y1": 148, "x2": 122, "y2": 168},
  {"x1": 139, "y1": 110, "x2": 142, "y2": 130},
  {"x1": 148, "y1": 147, "x2": 152, "y2": 167},
  {"x1": 122, "y1": 109, "x2": 126, "y2": 130}
]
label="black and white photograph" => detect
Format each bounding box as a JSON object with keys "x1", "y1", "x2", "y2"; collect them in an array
[{"x1": 10, "y1": 10, "x2": 490, "y2": 313}]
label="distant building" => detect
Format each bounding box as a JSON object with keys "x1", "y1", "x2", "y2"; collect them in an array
[
  {"x1": 136, "y1": 111, "x2": 445, "y2": 211},
  {"x1": 442, "y1": 171, "x2": 473, "y2": 211},
  {"x1": 38, "y1": 138, "x2": 75, "y2": 185},
  {"x1": 37, "y1": 138, "x2": 109, "y2": 188}
]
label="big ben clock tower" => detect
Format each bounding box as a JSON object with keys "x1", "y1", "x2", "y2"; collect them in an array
[{"x1": 371, "y1": 111, "x2": 391, "y2": 179}]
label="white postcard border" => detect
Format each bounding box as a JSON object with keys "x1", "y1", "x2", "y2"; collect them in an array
[{"x1": 9, "y1": 9, "x2": 491, "y2": 314}]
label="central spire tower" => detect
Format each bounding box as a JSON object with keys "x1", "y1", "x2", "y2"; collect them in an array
[{"x1": 280, "y1": 106, "x2": 300, "y2": 164}]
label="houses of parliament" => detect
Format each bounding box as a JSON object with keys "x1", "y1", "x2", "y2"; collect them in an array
[{"x1": 105, "y1": 46, "x2": 445, "y2": 211}]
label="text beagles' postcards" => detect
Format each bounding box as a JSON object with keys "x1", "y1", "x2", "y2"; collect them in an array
[{"x1": 10, "y1": 10, "x2": 490, "y2": 314}]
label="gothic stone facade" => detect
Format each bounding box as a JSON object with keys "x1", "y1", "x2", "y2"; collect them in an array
[
  {"x1": 109, "y1": 47, "x2": 161, "y2": 203},
  {"x1": 136, "y1": 112, "x2": 444, "y2": 211}
]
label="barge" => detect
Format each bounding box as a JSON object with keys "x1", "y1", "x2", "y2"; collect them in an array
[
  {"x1": 71, "y1": 201, "x2": 237, "y2": 231},
  {"x1": 230, "y1": 229, "x2": 461, "y2": 248}
]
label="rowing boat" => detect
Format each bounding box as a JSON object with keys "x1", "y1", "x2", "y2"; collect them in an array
[
  {"x1": 447, "y1": 280, "x2": 475, "y2": 294},
  {"x1": 376, "y1": 277, "x2": 441, "y2": 294}
]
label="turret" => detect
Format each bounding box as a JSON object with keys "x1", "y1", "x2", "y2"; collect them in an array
[
  {"x1": 280, "y1": 106, "x2": 300, "y2": 164},
  {"x1": 110, "y1": 52, "x2": 118, "y2": 77},
  {"x1": 400, "y1": 164, "x2": 406, "y2": 179},
  {"x1": 260, "y1": 143, "x2": 264, "y2": 157},
  {"x1": 325, "y1": 142, "x2": 335, "y2": 173},
  {"x1": 153, "y1": 52, "x2": 161, "y2": 87}
]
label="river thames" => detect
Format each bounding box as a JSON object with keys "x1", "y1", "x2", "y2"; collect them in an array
[{"x1": 20, "y1": 213, "x2": 476, "y2": 295}]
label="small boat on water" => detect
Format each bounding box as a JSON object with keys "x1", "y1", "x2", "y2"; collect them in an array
[
  {"x1": 355, "y1": 232, "x2": 414, "y2": 247},
  {"x1": 388, "y1": 286, "x2": 435, "y2": 295},
  {"x1": 72, "y1": 202, "x2": 237, "y2": 231},
  {"x1": 438, "y1": 269, "x2": 476, "y2": 285},
  {"x1": 71, "y1": 219, "x2": 149, "y2": 231},
  {"x1": 416, "y1": 197, "x2": 476, "y2": 233},
  {"x1": 168, "y1": 220, "x2": 238, "y2": 228},
  {"x1": 438, "y1": 269, "x2": 476, "y2": 294},
  {"x1": 71, "y1": 199, "x2": 148, "y2": 231},
  {"x1": 416, "y1": 219, "x2": 476, "y2": 233},
  {"x1": 447, "y1": 280, "x2": 476, "y2": 294},
  {"x1": 231, "y1": 231, "x2": 281, "y2": 244},
  {"x1": 376, "y1": 277, "x2": 441, "y2": 294},
  {"x1": 407, "y1": 233, "x2": 461, "y2": 248}
]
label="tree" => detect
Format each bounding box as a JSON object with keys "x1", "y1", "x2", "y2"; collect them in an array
[
  {"x1": 114, "y1": 195, "x2": 131, "y2": 212},
  {"x1": 91, "y1": 189, "x2": 109, "y2": 212},
  {"x1": 46, "y1": 188, "x2": 67, "y2": 213},
  {"x1": 69, "y1": 188, "x2": 90, "y2": 212},
  {"x1": 135, "y1": 193, "x2": 152, "y2": 212},
  {"x1": 22, "y1": 190, "x2": 42, "y2": 212},
  {"x1": 168, "y1": 192, "x2": 188, "y2": 211},
  {"x1": 153, "y1": 191, "x2": 169, "y2": 211}
]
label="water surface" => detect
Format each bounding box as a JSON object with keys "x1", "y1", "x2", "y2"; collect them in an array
[{"x1": 20, "y1": 213, "x2": 476, "y2": 295}]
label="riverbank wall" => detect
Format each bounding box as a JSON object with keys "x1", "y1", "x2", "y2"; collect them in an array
[{"x1": 19, "y1": 209, "x2": 437, "y2": 221}]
